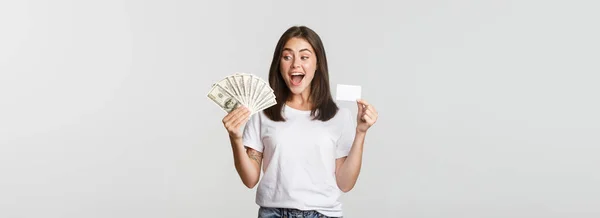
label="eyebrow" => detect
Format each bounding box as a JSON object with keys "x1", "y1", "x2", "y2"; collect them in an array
[{"x1": 283, "y1": 48, "x2": 313, "y2": 53}]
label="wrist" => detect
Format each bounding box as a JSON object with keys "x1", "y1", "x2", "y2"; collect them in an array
[
  {"x1": 229, "y1": 134, "x2": 243, "y2": 143},
  {"x1": 355, "y1": 129, "x2": 367, "y2": 135}
]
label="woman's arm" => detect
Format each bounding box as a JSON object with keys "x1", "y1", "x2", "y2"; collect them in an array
[
  {"x1": 335, "y1": 131, "x2": 366, "y2": 192},
  {"x1": 230, "y1": 136, "x2": 262, "y2": 188},
  {"x1": 335, "y1": 99, "x2": 378, "y2": 192},
  {"x1": 223, "y1": 107, "x2": 262, "y2": 188}
]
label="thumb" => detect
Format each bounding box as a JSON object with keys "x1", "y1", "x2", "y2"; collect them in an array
[{"x1": 357, "y1": 99, "x2": 364, "y2": 120}]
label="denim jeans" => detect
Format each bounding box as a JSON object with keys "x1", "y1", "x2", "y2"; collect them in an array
[{"x1": 258, "y1": 207, "x2": 342, "y2": 218}]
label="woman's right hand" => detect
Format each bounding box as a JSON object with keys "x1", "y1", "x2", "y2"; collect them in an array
[{"x1": 222, "y1": 106, "x2": 251, "y2": 139}]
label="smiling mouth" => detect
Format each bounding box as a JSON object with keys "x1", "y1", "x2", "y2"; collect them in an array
[{"x1": 290, "y1": 73, "x2": 304, "y2": 86}]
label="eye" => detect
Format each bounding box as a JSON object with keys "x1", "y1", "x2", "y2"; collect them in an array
[
  {"x1": 282, "y1": 55, "x2": 292, "y2": 61},
  {"x1": 301, "y1": 56, "x2": 309, "y2": 60}
]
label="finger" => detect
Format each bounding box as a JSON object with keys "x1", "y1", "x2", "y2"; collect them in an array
[
  {"x1": 361, "y1": 110, "x2": 371, "y2": 122},
  {"x1": 231, "y1": 106, "x2": 248, "y2": 116},
  {"x1": 357, "y1": 100, "x2": 364, "y2": 115},
  {"x1": 233, "y1": 109, "x2": 251, "y2": 125},
  {"x1": 227, "y1": 116, "x2": 243, "y2": 130},
  {"x1": 223, "y1": 106, "x2": 244, "y2": 123},
  {"x1": 224, "y1": 112, "x2": 247, "y2": 130},
  {"x1": 235, "y1": 106, "x2": 249, "y2": 115},
  {"x1": 357, "y1": 99, "x2": 370, "y2": 107},
  {"x1": 362, "y1": 113, "x2": 374, "y2": 125},
  {"x1": 363, "y1": 105, "x2": 371, "y2": 114},
  {"x1": 366, "y1": 104, "x2": 377, "y2": 114},
  {"x1": 227, "y1": 107, "x2": 250, "y2": 124},
  {"x1": 363, "y1": 105, "x2": 377, "y2": 117},
  {"x1": 358, "y1": 99, "x2": 375, "y2": 115},
  {"x1": 366, "y1": 109, "x2": 377, "y2": 121},
  {"x1": 233, "y1": 113, "x2": 250, "y2": 129}
]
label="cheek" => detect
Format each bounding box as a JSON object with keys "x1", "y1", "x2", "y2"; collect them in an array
[
  {"x1": 279, "y1": 62, "x2": 288, "y2": 75},
  {"x1": 304, "y1": 62, "x2": 317, "y2": 76}
]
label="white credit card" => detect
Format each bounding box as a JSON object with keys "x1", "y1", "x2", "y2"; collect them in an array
[{"x1": 336, "y1": 84, "x2": 361, "y2": 101}]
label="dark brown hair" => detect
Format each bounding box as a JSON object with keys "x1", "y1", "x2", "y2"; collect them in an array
[{"x1": 264, "y1": 26, "x2": 339, "y2": 122}]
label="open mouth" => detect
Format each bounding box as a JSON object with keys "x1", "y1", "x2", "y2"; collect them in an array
[{"x1": 290, "y1": 73, "x2": 304, "y2": 86}]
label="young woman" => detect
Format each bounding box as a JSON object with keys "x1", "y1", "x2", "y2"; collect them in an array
[{"x1": 221, "y1": 26, "x2": 378, "y2": 218}]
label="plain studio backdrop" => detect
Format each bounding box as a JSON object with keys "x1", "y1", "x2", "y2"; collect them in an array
[{"x1": 1, "y1": 0, "x2": 599, "y2": 217}]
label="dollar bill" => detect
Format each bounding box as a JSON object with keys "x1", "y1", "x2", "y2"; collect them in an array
[
  {"x1": 226, "y1": 76, "x2": 244, "y2": 106},
  {"x1": 209, "y1": 72, "x2": 276, "y2": 115},
  {"x1": 249, "y1": 75, "x2": 259, "y2": 110},
  {"x1": 253, "y1": 97, "x2": 276, "y2": 115},
  {"x1": 215, "y1": 77, "x2": 243, "y2": 104},
  {"x1": 207, "y1": 83, "x2": 242, "y2": 113},
  {"x1": 252, "y1": 81, "x2": 274, "y2": 110},
  {"x1": 232, "y1": 74, "x2": 247, "y2": 106}
]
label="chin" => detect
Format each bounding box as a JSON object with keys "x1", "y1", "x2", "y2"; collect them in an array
[
  {"x1": 289, "y1": 87, "x2": 305, "y2": 94},
  {"x1": 288, "y1": 85, "x2": 308, "y2": 95}
]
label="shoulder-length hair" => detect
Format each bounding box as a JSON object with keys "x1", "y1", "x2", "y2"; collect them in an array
[{"x1": 263, "y1": 26, "x2": 339, "y2": 122}]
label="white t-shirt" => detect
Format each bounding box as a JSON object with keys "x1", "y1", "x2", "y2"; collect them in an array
[{"x1": 242, "y1": 104, "x2": 356, "y2": 217}]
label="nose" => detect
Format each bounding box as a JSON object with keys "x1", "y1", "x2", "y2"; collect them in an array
[{"x1": 292, "y1": 56, "x2": 301, "y2": 68}]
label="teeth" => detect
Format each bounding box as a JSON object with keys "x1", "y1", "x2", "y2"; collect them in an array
[{"x1": 291, "y1": 73, "x2": 304, "y2": 76}]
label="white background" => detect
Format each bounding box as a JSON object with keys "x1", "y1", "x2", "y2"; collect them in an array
[{"x1": 1, "y1": 0, "x2": 599, "y2": 217}]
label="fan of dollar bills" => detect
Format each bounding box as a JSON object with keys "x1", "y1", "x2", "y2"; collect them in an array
[{"x1": 207, "y1": 72, "x2": 277, "y2": 115}]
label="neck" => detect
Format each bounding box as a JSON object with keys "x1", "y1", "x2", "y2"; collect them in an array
[{"x1": 287, "y1": 89, "x2": 312, "y2": 110}]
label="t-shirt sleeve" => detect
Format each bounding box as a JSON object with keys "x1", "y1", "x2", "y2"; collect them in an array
[
  {"x1": 336, "y1": 109, "x2": 356, "y2": 158},
  {"x1": 242, "y1": 113, "x2": 263, "y2": 152}
]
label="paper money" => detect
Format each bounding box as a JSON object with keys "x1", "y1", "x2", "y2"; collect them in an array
[
  {"x1": 207, "y1": 83, "x2": 242, "y2": 113},
  {"x1": 208, "y1": 72, "x2": 276, "y2": 115}
]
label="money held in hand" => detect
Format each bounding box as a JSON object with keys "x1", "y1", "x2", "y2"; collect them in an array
[{"x1": 207, "y1": 72, "x2": 277, "y2": 115}]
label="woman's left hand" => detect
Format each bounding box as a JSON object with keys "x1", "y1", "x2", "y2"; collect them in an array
[{"x1": 356, "y1": 99, "x2": 378, "y2": 133}]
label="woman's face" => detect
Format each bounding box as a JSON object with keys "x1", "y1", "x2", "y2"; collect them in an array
[{"x1": 279, "y1": 37, "x2": 317, "y2": 96}]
